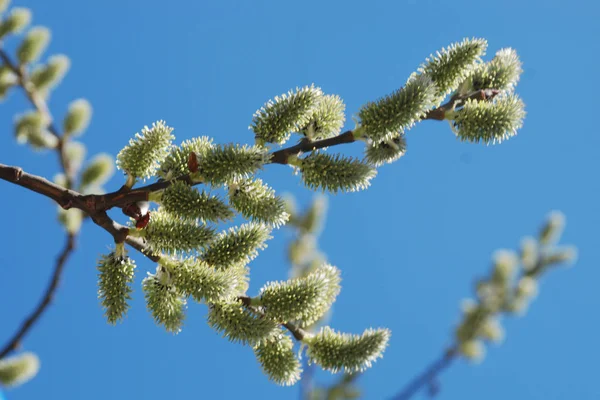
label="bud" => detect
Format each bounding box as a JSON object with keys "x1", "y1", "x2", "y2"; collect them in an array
[
  {"x1": 258, "y1": 263, "x2": 341, "y2": 324},
  {"x1": 300, "y1": 195, "x2": 327, "y2": 234},
  {"x1": 142, "y1": 208, "x2": 215, "y2": 255},
  {"x1": 201, "y1": 222, "x2": 271, "y2": 269},
  {"x1": 458, "y1": 48, "x2": 522, "y2": 95},
  {"x1": 251, "y1": 85, "x2": 323, "y2": 145},
  {"x1": 0, "y1": 0, "x2": 10, "y2": 14},
  {"x1": 516, "y1": 276, "x2": 538, "y2": 299},
  {"x1": 17, "y1": 26, "x2": 51, "y2": 64},
  {"x1": 539, "y1": 210, "x2": 565, "y2": 246},
  {"x1": 159, "y1": 136, "x2": 214, "y2": 180},
  {"x1": 14, "y1": 110, "x2": 56, "y2": 150},
  {"x1": 299, "y1": 94, "x2": 346, "y2": 140},
  {"x1": 479, "y1": 317, "x2": 504, "y2": 343},
  {"x1": 305, "y1": 327, "x2": 391, "y2": 373},
  {"x1": 157, "y1": 180, "x2": 234, "y2": 223},
  {"x1": 520, "y1": 236, "x2": 538, "y2": 271},
  {"x1": 0, "y1": 352, "x2": 40, "y2": 388},
  {"x1": 116, "y1": 120, "x2": 174, "y2": 181},
  {"x1": 80, "y1": 153, "x2": 114, "y2": 188},
  {"x1": 364, "y1": 133, "x2": 406, "y2": 167},
  {"x1": 254, "y1": 332, "x2": 302, "y2": 386},
  {"x1": 357, "y1": 74, "x2": 436, "y2": 141},
  {"x1": 0, "y1": 7, "x2": 31, "y2": 38},
  {"x1": 418, "y1": 37, "x2": 488, "y2": 101},
  {"x1": 297, "y1": 152, "x2": 376, "y2": 193},
  {"x1": 491, "y1": 249, "x2": 519, "y2": 281},
  {"x1": 142, "y1": 266, "x2": 186, "y2": 333},
  {"x1": 166, "y1": 257, "x2": 242, "y2": 303},
  {"x1": 197, "y1": 143, "x2": 270, "y2": 186},
  {"x1": 451, "y1": 94, "x2": 525, "y2": 145},
  {"x1": 29, "y1": 54, "x2": 71, "y2": 92},
  {"x1": 207, "y1": 300, "x2": 278, "y2": 345},
  {"x1": 64, "y1": 140, "x2": 86, "y2": 173},
  {"x1": 0, "y1": 65, "x2": 17, "y2": 100},
  {"x1": 458, "y1": 339, "x2": 485, "y2": 362},
  {"x1": 228, "y1": 178, "x2": 289, "y2": 227},
  {"x1": 57, "y1": 207, "x2": 83, "y2": 233},
  {"x1": 63, "y1": 98, "x2": 92, "y2": 136},
  {"x1": 97, "y1": 247, "x2": 136, "y2": 324}
]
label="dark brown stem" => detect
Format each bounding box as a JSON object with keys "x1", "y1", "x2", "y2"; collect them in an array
[
  {"x1": 270, "y1": 130, "x2": 356, "y2": 165},
  {"x1": 0, "y1": 233, "x2": 76, "y2": 359},
  {"x1": 389, "y1": 348, "x2": 457, "y2": 400}
]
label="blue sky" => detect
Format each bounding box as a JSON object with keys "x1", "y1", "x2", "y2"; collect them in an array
[{"x1": 1, "y1": 1, "x2": 598, "y2": 399}]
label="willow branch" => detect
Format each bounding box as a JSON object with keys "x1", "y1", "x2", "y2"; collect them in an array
[
  {"x1": 0, "y1": 48, "x2": 73, "y2": 185},
  {"x1": 0, "y1": 233, "x2": 76, "y2": 359},
  {"x1": 390, "y1": 348, "x2": 457, "y2": 400}
]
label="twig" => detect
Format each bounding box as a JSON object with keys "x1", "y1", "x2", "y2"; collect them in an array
[
  {"x1": 0, "y1": 233, "x2": 76, "y2": 359},
  {"x1": 237, "y1": 295, "x2": 308, "y2": 341},
  {"x1": 390, "y1": 348, "x2": 457, "y2": 400}
]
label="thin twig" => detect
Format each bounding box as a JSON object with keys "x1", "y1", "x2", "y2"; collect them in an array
[
  {"x1": 390, "y1": 348, "x2": 457, "y2": 400},
  {"x1": 0, "y1": 233, "x2": 76, "y2": 359}
]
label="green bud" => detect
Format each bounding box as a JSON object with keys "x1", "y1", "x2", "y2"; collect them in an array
[
  {"x1": 142, "y1": 265, "x2": 186, "y2": 334},
  {"x1": 298, "y1": 152, "x2": 376, "y2": 193},
  {"x1": 479, "y1": 317, "x2": 504, "y2": 343},
  {"x1": 17, "y1": 26, "x2": 51, "y2": 64},
  {"x1": 198, "y1": 143, "x2": 269, "y2": 186},
  {"x1": 451, "y1": 94, "x2": 525, "y2": 144},
  {"x1": 298, "y1": 195, "x2": 327, "y2": 235},
  {"x1": 57, "y1": 207, "x2": 83, "y2": 233},
  {"x1": 516, "y1": 276, "x2": 538, "y2": 299},
  {"x1": 64, "y1": 140, "x2": 86, "y2": 174},
  {"x1": 142, "y1": 208, "x2": 215, "y2": 255},
  {"x1": 300, "y1": 94, "x2": 346, "y2": 140},
  {"x1": 458, "y1": 339, "x2": 485, "y2": 362},
  {"x1": 305, "y1": 327, "x2": 391, "y2": 373},
  {"x1": 63, "y1": 98, "x2": 92, "y2": 136},
  {"x1": 228, "y1": 178, "x2": 289, "y2": 227},
  {"x1": 520, "y1": 236, "x2": 538, "y2": 271},
  {"x1": 14, "y1": 110, "x2": 56, "y2": 149},
  {"x1": 165, "y1": 257, "x2": 243, "y2": 303},
  {"x1": 288, "y1": 234, "x2": 317, "y2": 266},
  {"x1": 539, "y1": 210, "x2": 565, "y2": 246},
  {"x1": 207, "y1": 300, "x2": 278, "y2": 345},
  {"x1": 541, "y1": 246, "x2": 578, "y2": 269},
  {"x1": 97, "y1": 247, "x2": 136, "y2": 325},
  {"x1": 29, "y1": 54, "x2": 71, "y2": 92},
  {"x1": 158, "y1": 136, "x2": 214, "y2": 180},
  {"x1": 491, "y1": 249, "x2": 519, "y2": 282},
  {"x1": 202, "y1": 222, "x2": 272, "y2": 269},
  {"x1": 157, "y1": 180, "x2": 234, "y2": 223},
  {"x1": 254, "y1": 332, "x2": 302, "y2": 386},
  {"x1": 364, "y1": 133, "x2": 406, "y2": 167},
  {"x1": 0, "y1": 0, "x2": 10, "y2": 14},
  {"x1": 258, "y1": 263, "x2": 341, "y2": 324},
  {"x1": 251, "y1": 85, "x2": 323, "y2": 145},
  {"x1": 116, "y1": 120, "x2": 174, "y2": 181},
  {"x1": 0, "y1": 352, "x2": 40, "y2": 388},
  {"x1": 458, "y1": 48, "x2": 523, "y2": 95},
  {"x1": 358, "y1": 74, "x2": 437, "y2": 141},
  {"x1": 418, "y1": 37, "x2": 488, "y2": 101},
  {"x1": 0, "y1": 65, "x2": 17, "y2": 100},
  {"x1": 80, "y1": 153, "x2": 114, "y2": 188},
  {"x1": 0, "y1": 7, "x2": 31, "y2": 38}
]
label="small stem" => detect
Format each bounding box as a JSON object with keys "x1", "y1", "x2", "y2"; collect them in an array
[
  {"x1": 0, "y1": 233, "x2": 76, "y2": 359},
  {"x1": 389, "y1": 348, "x2": 457, "y2": 400}
]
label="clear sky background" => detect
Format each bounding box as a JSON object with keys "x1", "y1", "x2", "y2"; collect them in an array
[{"x1": 1, "y1": 1, "x2": 598, "y2": 399}]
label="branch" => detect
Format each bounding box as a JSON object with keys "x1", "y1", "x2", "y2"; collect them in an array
[
  {"x1": 0, "y1": 233, "x2": 76, "y2": 359},
  {"x1": 0, "y1": 48, "x2": 74, "y2": 186},
  {"x1": 390, "y1": 348, "x2": 457, "y2": 400}
]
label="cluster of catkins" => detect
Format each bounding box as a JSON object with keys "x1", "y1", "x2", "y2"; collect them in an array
[
  {"x1": 454, "y1": 211, "x2": 577, "y2": 361},
  {"x1": 96, "y1": 37, "x2": 528, "y2": 385}
]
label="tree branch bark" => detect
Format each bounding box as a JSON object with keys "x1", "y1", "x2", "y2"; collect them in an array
[{"x1": 0, "y1": 233, "x2": 76, "y2": 359}]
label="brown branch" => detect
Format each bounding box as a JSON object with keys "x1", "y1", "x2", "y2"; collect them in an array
[
  {"x1": 269, "y1": 130, "x2": 356, "y2": 165},
  {"x1": 389, "y1": 348, "x2": 457, "y2": 400},
  {"x1": 0, "y1": 233, "x2": 76, "y2": 359}
]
